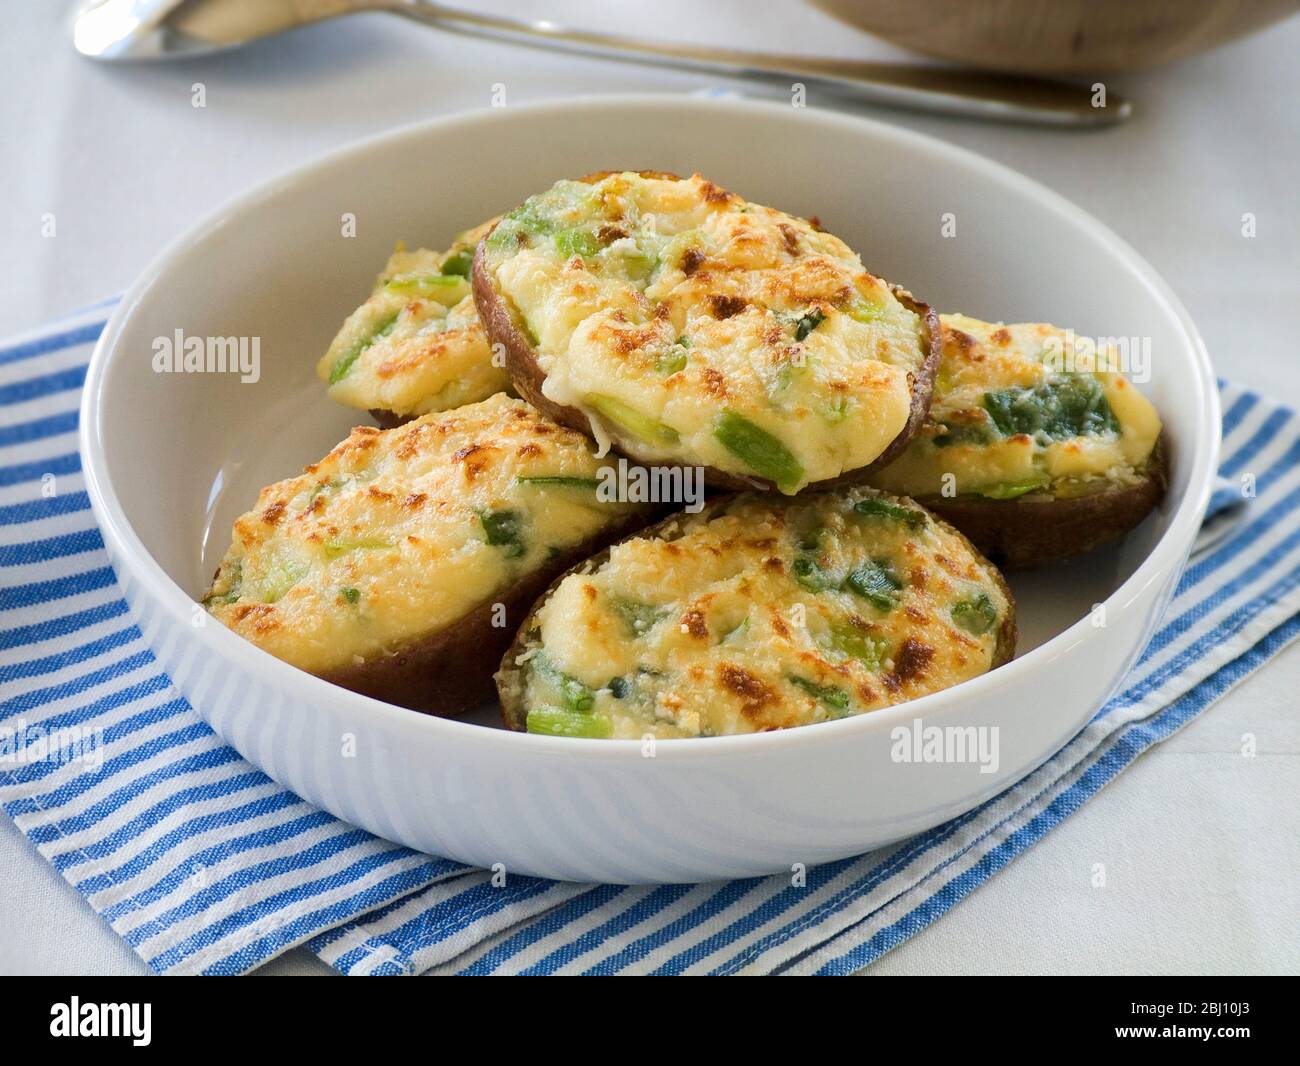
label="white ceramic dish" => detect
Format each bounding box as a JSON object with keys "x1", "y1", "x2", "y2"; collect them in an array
[{"x1": 80, "y1": 96, "x2": 1218, "y2": 883}]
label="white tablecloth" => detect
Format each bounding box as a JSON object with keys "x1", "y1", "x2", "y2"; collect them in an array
[{"x1": 1, "y1": 0, "x2": 1296, "y2": 975}]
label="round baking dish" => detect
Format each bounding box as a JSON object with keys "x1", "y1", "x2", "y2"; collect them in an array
[{"x1": 80, "y1": 96, "x2": 1218, "y2": 882}]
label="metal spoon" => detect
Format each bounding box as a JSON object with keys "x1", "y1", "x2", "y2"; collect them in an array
[{"x1": 72, "y1": 0, "x2": 1130, "y2": 127}]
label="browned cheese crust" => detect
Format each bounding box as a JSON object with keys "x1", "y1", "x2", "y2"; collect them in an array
[{"x1": 473, "y1": 170, "x2": 939, "y2": 494}]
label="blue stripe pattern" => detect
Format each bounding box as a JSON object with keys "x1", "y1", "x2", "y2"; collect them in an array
[
  {"x1": 2, "y1": 305, "x2": 1297, "y2": 975},
  {"x1": 0, "y1": 307, "x2": 466, "y2": 974}
]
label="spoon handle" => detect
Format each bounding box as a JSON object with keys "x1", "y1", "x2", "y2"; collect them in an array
[{"x1": 388, "y1": 0, "x2": 1130, "y2": 127}]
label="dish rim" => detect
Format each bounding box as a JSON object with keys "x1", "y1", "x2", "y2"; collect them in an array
[{"x1": 78, "y1": 93, "x2": 1221, "y2": 760}]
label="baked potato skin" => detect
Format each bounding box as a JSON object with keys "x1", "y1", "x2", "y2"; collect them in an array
[
  {"x1": 920, "y1": 437, "x2": 1169, "y2": 570},
  {"x1": 321, "y1": 506, "x2": 656, "y2": 715},
  {"x1": 369, "y1": 408, "x2": 407, "y2": 430},
  {"x1": 471, "y1": 170, "x2": 940, "y2": 494},
  {"x1": 204, "y1": 394, "x2": 665, "y2": 719},
  {"x1": 496, "y1": 495, "x2": 1017, "y2": 734}
]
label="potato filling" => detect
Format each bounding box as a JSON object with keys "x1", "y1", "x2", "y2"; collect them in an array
[
  {"x1": 319, "y1": 219, "x2": 509, "y2": 419},
  {"x1": 508, "y1": 490, "x2": 1012, "y2": 739},
  {"x1": 205, "y1": 395, "x2": 650, "y2": 675},
  {"x1": 481, "y1": 172, "x2": 930, "y2": 493},
  {"x1": 869, "y1": 314, "x2": 1162, "y2": 500}
]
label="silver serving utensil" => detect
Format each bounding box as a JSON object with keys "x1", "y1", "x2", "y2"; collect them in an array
[{"x1": 72, "y1": 0, "x2": 1131, "y2": 127}]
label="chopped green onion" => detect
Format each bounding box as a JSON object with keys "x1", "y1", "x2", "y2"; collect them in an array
[
  {"x1": 852, "y1": 497, "x2": 927, "y2": 530},
  {"x1": 655, "y1": 348, "x2": 688, "y2": 374},
  {"x1": 794, "y1": 308, "x2": 825, "y2": 341},
  {"x1": 322, "y1": 537, "x2": 394, "y2": 558},
  {"x1": 721, "y1": 617, "x2": 750, "y2": 644},
  {"x1": 983, "y1": 375, "x2": 1119, "y2": 441},
  {"x1": 828, "y1": 623, "x2": 887, "y2": 672},
  {"x1": 585, "y1": 394, "x2": 680, "y2": 447},
  {"x1": 477, "y1": 509, "x2": 526, "y2": 557},
  {"x1": 932, "y1": 422, "x2": 995, "y2": 448},
  {"x1": 526, "y1": 706, "x2": 611, "y2": 738},
  {"x1": 844, "y1": 560, "x2": 902, "y2": 612},
  {"x1": 440, "y1": 249, "x2": 474, "y2": 277},
  {"x1": 817, "y1": 396, "x2": 852, "y2": 424},
  {"x1": 515, "y1": 475, "x2": 602, "y2": 490},
  {"x1": 846, "y1": 297, "x2": 886, "y2": 323},
  {"x1": 609, "y1": 596, "x2": 667, "y2": 637},
  {"x1": 257, "y1": 551, "x2": 309, "y2": 603},
  {"x1": 531, "y1": 655, "x2": 596, "y2": 713},
  {"x1": 554, "y1": 227, "x2": 603, "y2": 259},
  {"x1": 383, "y1": 274, "x2": 462, "y2": 295},
  {"x1": 340, "y1": 586, "x2": 361, "y2": 605},
  {"x1": 951, "y1": 593, "x2": 998, "y2": 635},
  {"x1": 978, "y1": 478, "x2": 1049, "y2": 500},
  {"x1": 329, "y1": 310, "x2": 400, "y2": 384},
  {"x1": 792, "y1": 554, "x2": 836, "y2": 593},
  {"x1": 712, "y1": 409, "x2": 804, "y2": 493},
  {"x1": 786, "y1": 674, "x2": 851, "y2": 715},
  {"x1": 202, "y1": 560, "x2": 243, "y2": 607}
]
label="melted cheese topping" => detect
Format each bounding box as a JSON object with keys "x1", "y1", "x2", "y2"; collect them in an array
[
  {"x1": 318, "y1": 220, "x2": 509, "y2": 419},
  {"x1": 205, "y1": 395, "x2": 650, "y2": 675},
  {"x1": 481, "y1": 172, "x2": 927, "y2": 493},
  {"x1": 512, "y1": 490, "x2": 1010, "y2": 739},
  {"x1": 868, "y1": 314, "x2": 1162, "y2": 499}
]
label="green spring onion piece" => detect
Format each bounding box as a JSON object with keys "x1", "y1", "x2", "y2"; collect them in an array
[
  {"x1": 554, "y1": 227, "x2": 603, "y2": 259},
  {"x1": 620, "y1": 248, "x2": 659, "y2": 282},
  {"x1": 504, "y1": 201, "x2": 555, "y2": 233},
  {"x1": 477, "y1": 509, "x2": 526, "y2": 557},
  {"x1": 322, "y1": 537, "x2": 394, "y2": 559},
  {"x1": 829, "y1": 623, "x2": 886, "y2": 672},
  {"x1": 531, "y1": 655, "x2": 596, "y2": 713},
  {"x1": 340, "y1": 586, "x2": 361, "y2": 605},
  {"x1": 585, "y1": 394, "x2": 680, "y2": 447},
  {"x1": 978, "y1": 478, "x2": 1049, "y2": 500},
  {"x1": 202, "y1": 560, "x2": 243, "y2": 607},
  {"x1": 440, "y1": 249, "x2": 474, "y2": 277},
  {"x1": 306, "y1": 479, "x2": 342, "y2": 506},
  {"x1": 983, "y1": 375, "x2": 1119, "y2": 441},
  {"x1": 329, "y1": 310, "x2": 401, "y2": 384},
  {"x1": 258, "y1": 552, "x2": 309, "y2": 604},
  {"x1": 932, "y1": 421, "x2": 995, "y2": 448},
  {"x1": 608, "y1": 597, "x2": 667, "y2": 637},
  {"x1": 792, "y1": 554, "x2": 836, "y2": 593},
  {"x1": 951, "y1": 593, "x2": 998, "y2": 636},
  {"x1": 794, "y1": 308, "x2": 825, "y2": 341},
  {"x1": 846, "y1": 297, "x2": 886, "y2": 323},
  {"x1": 797, "y1": 526, "x2": 825, "y2": 551},
  {"x1": 383, "y1": 274, "x2": 463, "y2": 295},
  {"x1": 817, "y1": 396, "x2": 851, "y2": 424},
  {"x1": 721, "y1": 617, "x2": 750, "y2": 644},
  {"x1": 852, "y1": 497, "x2": 927, "y2": 530},
  {"x1": 655, "y1": 348, "x2": 688, "y2": 374},
  {"x1": 765, "y1": 363, "x2": 801, "y2": 403},
  {"x1": 712, "y1": 409, "x2": 804, "y2": 493},
  {"x1": 526, "y1": 706, "x2": 611, "y2": 738},
  {"x1": 515, "y1": 475, "x2": 602, "y2": 490},
  {"x1": 844, "y1": 560, "x2": 902, "y2": 612},
  {"x1": 786, "y1": 674, "x2": 851, "y2": 715}
]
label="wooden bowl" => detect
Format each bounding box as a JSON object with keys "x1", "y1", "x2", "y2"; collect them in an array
[{"x1": 813, "y1": 0, "x2": 1300, "y2": 74}]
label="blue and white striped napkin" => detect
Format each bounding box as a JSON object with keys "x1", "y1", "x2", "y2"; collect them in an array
[{"x1": 2, "y1": 302, "x2": 1297, "y2": 975}]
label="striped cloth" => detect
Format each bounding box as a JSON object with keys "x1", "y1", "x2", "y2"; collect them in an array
[{"x1": 2, "y1": 303, "x2": 1297, "y2": 975}]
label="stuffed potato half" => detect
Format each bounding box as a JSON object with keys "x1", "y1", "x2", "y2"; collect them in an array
[
  {"x1": 203, "y1": 395, "x2": 656, "y2": 714},
  {"x1": 497, "y1": 489, "x2": 1016, "y2": 739},
  {"x1": 474, "y1": 171, "x2": 939, "y2": 495},
  {"x1": 318, "y1": 219, "x2": 509, "y2": 426},
  {"x1": 867, "y1": 314, "x2": 1167, "y2": 568}
]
